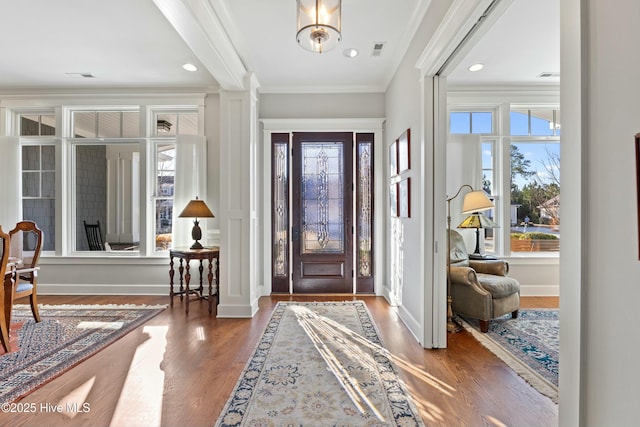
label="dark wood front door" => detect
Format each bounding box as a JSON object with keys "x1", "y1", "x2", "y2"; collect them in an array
[{"x1": 291, "y1": 132, "x2": 353, "y2": 293}]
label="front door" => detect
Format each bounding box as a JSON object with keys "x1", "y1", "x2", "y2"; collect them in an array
[{"x1": 291, "y1": 132, "x2": 353, "y2": 293}]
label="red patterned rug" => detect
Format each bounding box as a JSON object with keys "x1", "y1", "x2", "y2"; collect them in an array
[{"x1": 0, "y1": 304, "x2": 165, "y2": 404}]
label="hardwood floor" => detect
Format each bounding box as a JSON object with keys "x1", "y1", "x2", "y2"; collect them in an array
[{"x1": 1, "y1": 295, "x2": 558, "y2": 427}]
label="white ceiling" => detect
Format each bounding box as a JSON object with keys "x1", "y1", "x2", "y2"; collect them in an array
[{"x1": 0, "y1": 0, "x2": 558, "y2": 94}]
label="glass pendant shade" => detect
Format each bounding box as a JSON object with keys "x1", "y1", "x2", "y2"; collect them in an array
[{"x1": 296, "y1": 0, "x2": 341, "y2": 53}]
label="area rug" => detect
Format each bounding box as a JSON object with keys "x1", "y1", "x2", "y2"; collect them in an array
[
  {"x1": 215, "y1": 301, "x2": 425, "y2": 426},
  {"x1": 0, "y1": 304, "x2": 166, "y2": 405},
  {"x1": 460, "y1": 309, "x2": 558, "y2": 403}
]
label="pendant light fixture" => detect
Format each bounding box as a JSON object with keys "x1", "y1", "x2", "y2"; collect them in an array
[{"x1": 296, "y1": 0, "x2": 341, "y2": 53}]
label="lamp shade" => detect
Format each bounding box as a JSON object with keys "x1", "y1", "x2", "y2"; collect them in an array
[
  {"x1": 296, "y1": 0, "x2": 341, "y2": 53},
  {"x1": 457, "y1": 212, "x2": 498, "y2": 229},
  {"x1": 461, "y1": 190, "x2": 494, "y2": 214},
  {"x1": 178, "y1": 198, "x2": 214, "y2": 218}
]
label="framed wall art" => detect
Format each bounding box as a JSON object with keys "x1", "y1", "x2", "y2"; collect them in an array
[
  {"x1": 389, "y1": 140, "x2": 398, "y2": 177},
  {"x1": 398, "y1": 178, "x2": 411, "y2": 218},
  {"x1": 397, "y1": 128, "x2": 410, "y2": 174},
  {"x1": 389, "y1": 182, "x2": 398, "y2": 217}
]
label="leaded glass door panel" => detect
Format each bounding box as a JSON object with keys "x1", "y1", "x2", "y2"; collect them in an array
[{"x1": 292, "y1": 132, "x2": 353, "y2": 293}]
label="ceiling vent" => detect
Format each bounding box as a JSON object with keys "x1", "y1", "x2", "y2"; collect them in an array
[
  {"x1": 372, "y1": 42, "x2": 386, "y2": 57},
  {"x1": 66, "y1": 72, "x2": 95, "y2": 79},
  {"x1": 537, "y1": 72, "x2": 560, "y2": 78}
]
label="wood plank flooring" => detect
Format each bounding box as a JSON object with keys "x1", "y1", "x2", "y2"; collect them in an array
[{"x1": 0, "y1": 295, "x2": 558, "y2": 427}]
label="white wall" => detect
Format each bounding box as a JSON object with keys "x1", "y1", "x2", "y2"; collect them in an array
[
  {"x1": 384, "y1": 0, "x2": 454, "y2": 345},
  {"x1": 562, "y1": 0, "x2": 640, "y2": 425}
]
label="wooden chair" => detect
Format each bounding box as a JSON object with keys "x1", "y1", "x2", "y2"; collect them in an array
[
  {"x1": 83, "y1": 220, "x2": 105, "y2": 251},
  {"x1": 0, "y1": 226, "x2": 15, "y2": 353},
  {"x1": 9, "y1": 221, "x2": 42, "y2": 324}
]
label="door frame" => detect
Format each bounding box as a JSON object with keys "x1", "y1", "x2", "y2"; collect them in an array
[{"x1": 261, "y1": 119, "x2": 386, "y2": 296}]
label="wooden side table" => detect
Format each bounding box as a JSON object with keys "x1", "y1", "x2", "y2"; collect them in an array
[{"x1": 169, "y1": 247, "x2": 219, "y2": 314}]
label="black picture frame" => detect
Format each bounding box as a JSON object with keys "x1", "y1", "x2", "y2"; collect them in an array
[{"x1": 636, "y1": 133, "x2": 640, "y2": 259}]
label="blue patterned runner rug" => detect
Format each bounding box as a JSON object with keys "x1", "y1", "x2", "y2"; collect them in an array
[
  {"x1": 215, "y1": 301, "x2": 425, "y2": 426},
  {"x1": 460, "y1": 309, "x2": 558, "y2": 403},
  {"x1": 0, "y1": 304, "x2": 166, "y2": 405}
]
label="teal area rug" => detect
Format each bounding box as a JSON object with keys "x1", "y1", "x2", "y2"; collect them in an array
[
  {"x1": 460, "y1": 309, "x2": 558, "y2": 403},
  {"x1": 0, "y1": 304, "x2": 165, "y2": 405},
  {"x1": 216, "y1": 301, "x2": 425, "y2": 426}
]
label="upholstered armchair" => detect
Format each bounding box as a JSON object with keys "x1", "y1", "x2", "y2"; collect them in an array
[{"x1": 448, "y1": 230, "x2": 520, "y2": 332}]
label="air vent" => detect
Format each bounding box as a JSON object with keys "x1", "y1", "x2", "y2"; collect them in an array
[
  {"x1": 372, "y1": 42, "x2": 386, "y2": 57},
  {"x1": 537, "y1": 72, "x2": 560, "y2": 78},
  {"x1": 66, "y1": 72, "x2": 95, "y2": 79}
]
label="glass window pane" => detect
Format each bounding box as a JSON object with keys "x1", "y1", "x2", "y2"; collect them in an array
[
  {"x1": 156, "y1": 114, "x2": 177, "y2": 136},
  {"x1": 530, "y1": 110, "x2": 554, "y2": 136},
  {"x1": 122, "y1": 111, "x2": 140, "y2": 138},
  {"x1": 41, "y1": 146, "x2": 55, "y2": 170},
  {"x1": 75, "y1": 144, "x2": 139, "y2": 251},
  {"x1": 357, "y1": 142, "x2": 373, "y2": 277},
  {"x1": 178, "y1": 113, "x2": 198, "y2": 135},
  {"x1": 471, "y1": 112, "x2": 492, "y2": 133},
  {"x1": 482, "y1": 142, "x2": 493, "y2": 195},
  {"x1": 22, "y1": 172, "x2": 39, "y2": 197},
  {"x1": 20, "y1": 115, "x2": 40, "y2": 136},
  {"x1": 301, "y1": 143, "x2": 344, "y2": 254},
  {"x1": 23, "y1": 199, "x2": 55, "y2": 251},
  {"x1": 74, "y1": 112, "x2": 96, "y2": 138},
  {"x1": 42, "y1": 172, "x2": 55, "y2": 197},
  {"x1": 510, "y1": 142, "x2": 560, "y2": 253},
  {"x1": 273, "y1": 142, "x2": 289, "y2": 276},
  {"x1": 450, "y1": 112, "x2": 470, "y2": 134},
  {"x1": 40, "y1": 114, "x2": 56, "y2": 136},
  {"x1": 155, "y1": 199, "x2": 173, "y2": 250},
  {"x1": 510, "y1": 111, "x2": 529, "y2": 136},
  {"x1": 22, "y1": 146, "x2": 40, "y2": 170},
  {"x1": 157, "y1": 144, "x2": 175, "y2": 196},
  {"x1": 97, "y1": 112, "x2": 121, "y2": 138}
]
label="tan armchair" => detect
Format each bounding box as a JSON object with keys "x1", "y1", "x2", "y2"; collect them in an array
[{"x1": 449, "y1": 230, "x2": 520, "y2": 332}]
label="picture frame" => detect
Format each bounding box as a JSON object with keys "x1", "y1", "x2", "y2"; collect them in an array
[
  {"x1": 636, "y1": 133, "x2": 640, "y2": 259},
  {"x1": 398, "y1": 178, "x2": 411, "y2": 218},
  {"x1": 389, "y1": 140, "x2": 398, "y2": 176},
  {"x1": 397, "y1": 128, "x2": 410, "y2": 174},
  {"x1": 389, "y1": 182, "x2": 398, "y2": 217}
]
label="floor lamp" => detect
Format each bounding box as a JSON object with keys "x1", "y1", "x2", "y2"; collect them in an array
[{"x1": 446, "y1": 185, "x2": 494, "y2": 333}]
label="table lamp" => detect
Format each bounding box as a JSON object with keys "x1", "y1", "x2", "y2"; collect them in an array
[
  {"x1": 178, "y1": 197, "x2": 215, "y2": 249},
  {"x1": 459, "y1": 189, "x2": 496, "y2": 258}
]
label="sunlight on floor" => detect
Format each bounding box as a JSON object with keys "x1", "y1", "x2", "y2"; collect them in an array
[
  {"x1": 292, "y1": 305, "x2": 458, "y2": 425},
  {"x1": 77, "y1": 321, "x2": 125, "y2": 330},
  {"x1": 293, "y1": 306, "x2": 385, "y2": 421},
  {"x1": 109, "y1": 325, "x2": 168, "y2": 427},
  {"x1": 58, "y1": 376, "x2": 95, "y2": 419}
]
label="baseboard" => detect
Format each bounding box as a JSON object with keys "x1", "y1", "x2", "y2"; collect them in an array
[
  {"x1": 39, "y1": 283, "x2": 167, "y2": 295},
  {"x1": 216, "y1": 301, "x2": 259, "y2": 318},
  {"x1": 396, "y1": 303, "x2": 423, "y2": 346},
  {"x1": 520, "y1": 284, "x2": 559, "y2": 297}
]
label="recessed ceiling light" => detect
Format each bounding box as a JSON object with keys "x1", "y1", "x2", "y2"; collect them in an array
[
  {"x1": 343, "y1": 48, "x2": 359, "y2": 58},
  {"x1": 182, "y1": 63, "x2": 198, "y2": 72},
  {"x1": 468, "y1": 63, "x2": 484, "y2": 72}
]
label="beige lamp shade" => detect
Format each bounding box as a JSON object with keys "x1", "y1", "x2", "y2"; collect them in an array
[
  {"x1": 179, "y1": 197, "x2": 215, "y2": 219},
  {"x1": 461, "y1": 190, "x2": 494, "y2": 214}
]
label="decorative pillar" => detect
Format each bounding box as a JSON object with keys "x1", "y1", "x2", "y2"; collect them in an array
[{"x1": 217, "y1": 74, "x2": 260, "y2": 317}]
